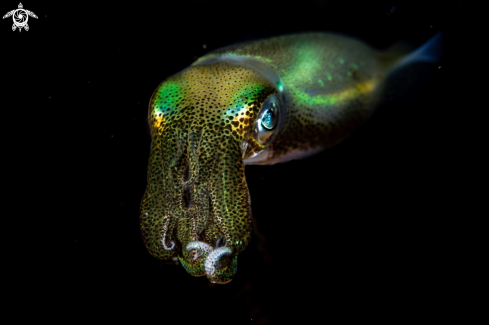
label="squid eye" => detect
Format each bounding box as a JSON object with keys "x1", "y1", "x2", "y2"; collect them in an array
[
  {"x1": 253, "y1": 94, "x2": 281, "y2": 146},
  {"x1": 261, "y1": 103, "x2": 278, "y2": 130}
]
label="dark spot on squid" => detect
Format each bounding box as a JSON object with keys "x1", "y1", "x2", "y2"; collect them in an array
[{"x1": 182, "y1": 186, "x2": 191, "y2": 209}]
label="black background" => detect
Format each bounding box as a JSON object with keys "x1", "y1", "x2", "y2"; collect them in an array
[{"x1": 2, "y1": 1, "x2": 479, "y2": 323}]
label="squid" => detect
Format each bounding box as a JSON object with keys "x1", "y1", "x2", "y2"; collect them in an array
[{"x1": 139, "y1": 32, "x2": 442, "y2": 283}]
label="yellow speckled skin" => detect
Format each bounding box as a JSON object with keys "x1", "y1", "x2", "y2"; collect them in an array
[
  {"x1": 198, "y1": 33, "x2": 387, "y2": 164},
  {"x1": 140, "y1": 62, "x2": 277, "y2": 283},
  {"x1": 140, "y1": 32, "x2": 439, "y2": 283}
]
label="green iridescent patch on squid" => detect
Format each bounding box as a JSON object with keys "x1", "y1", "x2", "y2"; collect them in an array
[
  {"x1": 282, "y1": 47, "x2": 322, "y2": 86},
  {"x1": 231, "y1": 83, "x2": 266, "y2": 107},
  {"x1": 178, "y1": 256, "x2": 206, "y2": 276},
  {"x1": 276, "y1": 81, "x2": 284, "y2": 92},
  {"x1": 291, "y1": 86, "x2": 339, "y2": 107},
  {"x1": 221, "y1": 83, "x2": 267, "y2": 121},
  {"x1": 290, "y1": 79, "x2": 376, "y2": 108},
  {"x1": 153, "y1": 81, "x2": 183, "y2": 113},
  {"x1": 253, "y1": 55, "x2": 273, "y2": 63}
]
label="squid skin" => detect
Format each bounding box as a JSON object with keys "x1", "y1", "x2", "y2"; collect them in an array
[{"x1": 139, "y1": 32, "x2": 442, "y2": 284}]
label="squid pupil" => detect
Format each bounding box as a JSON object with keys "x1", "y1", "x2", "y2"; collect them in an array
[{"x1": 261, "y1": 108, "x2": 275, "y2": 130}]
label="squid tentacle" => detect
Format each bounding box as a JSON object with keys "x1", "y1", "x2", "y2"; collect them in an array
[
  {"x1": 161, "y1": 217, "x2": 175, "y2": 250},
  {"x1": 186, "y1": 241, "x2": 236, "y2": 283},
  {"x1": 186, "y1": 241, "x2": 213, "y2": 260},
  {"x1": 204, "y1": 247, "x2": 236, "y2": 284}
]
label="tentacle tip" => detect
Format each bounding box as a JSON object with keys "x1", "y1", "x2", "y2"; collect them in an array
[
  {"x1": 204, "y1": 247, "x2": 237, "y2": 284},
  {"x1": 162, "y1": 240, "x2": 175, "y2": 250}
]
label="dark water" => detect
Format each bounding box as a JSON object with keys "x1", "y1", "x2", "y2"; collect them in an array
[{"x1": 3, "y1": 1, "x2": 476, "y2": 323}]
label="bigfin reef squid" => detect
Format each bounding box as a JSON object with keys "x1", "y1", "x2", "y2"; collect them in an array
[{"x1": 139, "y1": 32, "x2": 442, "y2": 283}]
